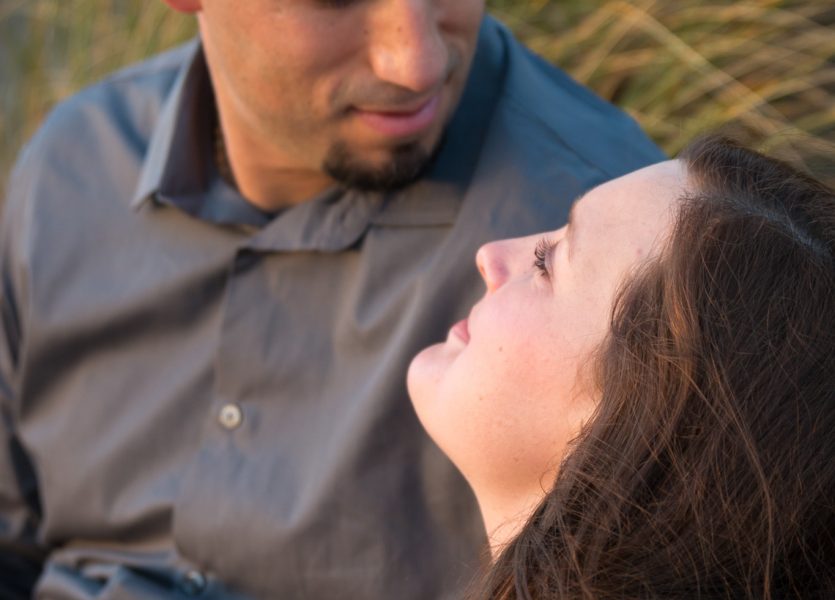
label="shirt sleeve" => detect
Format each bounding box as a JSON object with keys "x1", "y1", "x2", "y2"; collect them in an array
[{"x1": 0, "y1": 158, "x2": 47, "y2": 598}]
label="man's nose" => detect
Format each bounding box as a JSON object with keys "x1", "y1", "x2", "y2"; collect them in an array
[{"x1": 368, "y1": 0, "x2": 448, "y2": 94}]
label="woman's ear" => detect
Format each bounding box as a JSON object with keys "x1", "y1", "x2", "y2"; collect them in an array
[{"x1": 160, "y1": 0, "x2": 202, "y2": 14}]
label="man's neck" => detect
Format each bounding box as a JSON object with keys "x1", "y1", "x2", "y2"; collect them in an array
[{"x1": 216, "y1": 112, "x2": 336, "y2": 213}]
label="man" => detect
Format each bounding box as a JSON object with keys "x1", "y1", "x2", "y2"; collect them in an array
[{"x1": 0, "y1": 1, "x2": 664, "y2": 598}]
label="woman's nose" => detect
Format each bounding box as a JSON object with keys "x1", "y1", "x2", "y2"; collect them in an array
[{"x1": 476, "y1": 241, "x2": 511, "y2": 292}]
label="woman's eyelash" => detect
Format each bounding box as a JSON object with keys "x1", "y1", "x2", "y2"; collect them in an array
[{"x1": 534, "y1": 237, "x2": 556, "y2": 277}]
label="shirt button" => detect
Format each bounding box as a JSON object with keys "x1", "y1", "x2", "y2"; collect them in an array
[
  {"x1": 218, "y1": 403, "x2": 243, "y2": 430},
  {"x1": 179, "y1": 570, "x2": 207, "y2": 596}
]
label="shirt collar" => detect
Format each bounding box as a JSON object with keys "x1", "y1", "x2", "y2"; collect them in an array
[{"x1": 131, "y1": 39, "x2": 213, "y2": 211}]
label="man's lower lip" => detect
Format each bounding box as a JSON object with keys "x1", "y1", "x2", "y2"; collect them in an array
[
  {"x1": 355, "y1": 95, "x2": 441, "y2": 138},
  {"x1": 451, "y1": 318, "x2": 470, "y2": 343}
]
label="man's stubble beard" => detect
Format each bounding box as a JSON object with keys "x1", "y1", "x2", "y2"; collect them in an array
[{"x1": 322, "y1": 139, "x2": 437, "y2": 193}]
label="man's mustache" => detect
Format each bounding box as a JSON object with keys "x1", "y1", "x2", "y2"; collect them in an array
[{"x1": 334, "y1": 51, "x2": 460, "y2": 111}]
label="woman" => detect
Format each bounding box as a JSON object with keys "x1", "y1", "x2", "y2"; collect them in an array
[{"x1": 408, "y1": 136, "x2": 835, "y2": 599}]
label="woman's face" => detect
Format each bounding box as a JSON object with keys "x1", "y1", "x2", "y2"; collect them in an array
[{"x1": 408, "y1": 160, "x2": 688, "y2": 524}]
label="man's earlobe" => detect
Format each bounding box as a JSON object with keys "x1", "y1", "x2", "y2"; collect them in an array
[{"x1": 160, "y1": 0, "x2": 202, "y2": 14}]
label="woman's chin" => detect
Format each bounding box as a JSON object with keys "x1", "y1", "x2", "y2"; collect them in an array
[
  {"x1": 406, "y1": 343, "x2": 444, "y2": 410},
  {"x1": 407, "y1": 341, "x2": 466, "y2": 445}
]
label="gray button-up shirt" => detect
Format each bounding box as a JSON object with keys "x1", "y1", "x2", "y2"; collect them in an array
[{"x1": 0, "y1": 16, "x2": 665, "y2": 600}]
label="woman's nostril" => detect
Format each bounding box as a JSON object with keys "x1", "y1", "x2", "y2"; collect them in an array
[{"x1": 476, "y1": 245, "x2": 502, "y2": 291}]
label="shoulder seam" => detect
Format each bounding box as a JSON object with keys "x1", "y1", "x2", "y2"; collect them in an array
[
  {"x1": 75, "y1": 39, "x2": 197, "y2": 96},
  {"x1": 499, "y1": 91, "x2": 618, "y2": 181}
]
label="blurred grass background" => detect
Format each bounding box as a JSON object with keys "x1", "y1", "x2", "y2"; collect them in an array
[{"x1": 2, "y1": 0, "x2": 835, "y2": 194}]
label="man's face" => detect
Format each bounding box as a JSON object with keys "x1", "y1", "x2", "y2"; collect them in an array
[{"x1": 197, "y1": 0, "x2": 485, "y2": 191}]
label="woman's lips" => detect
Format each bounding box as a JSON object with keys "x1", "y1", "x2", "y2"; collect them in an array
[
  {"x1": 354, "y1": 94, "x2": 441, "y2": 138},
  {"x1": 450, "y1": 318, "x2": 470, "y2": 344}
]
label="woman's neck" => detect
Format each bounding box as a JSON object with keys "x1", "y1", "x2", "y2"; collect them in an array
[{"x1": 479, "y1": 490, "x2": 549, "y2": 559}]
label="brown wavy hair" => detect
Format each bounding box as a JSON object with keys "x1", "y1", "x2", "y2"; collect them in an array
[{"x1": 474, "y1": 137, "x2": 835, "y2": 599}]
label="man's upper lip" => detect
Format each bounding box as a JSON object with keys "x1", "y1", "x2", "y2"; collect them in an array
[{"x1": 354, "y1": 94, "x2": 438, "y2": 115}]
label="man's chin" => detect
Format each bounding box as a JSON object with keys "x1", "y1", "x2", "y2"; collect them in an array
[{"x1": 323, "y1": 140, "x2": 436, "y2": 193}]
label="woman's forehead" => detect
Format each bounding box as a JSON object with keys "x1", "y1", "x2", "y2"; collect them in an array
[{"x1": 577, "y1": 160, "x2": 686, "y2": 224}]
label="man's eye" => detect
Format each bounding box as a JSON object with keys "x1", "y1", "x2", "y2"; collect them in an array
[{"x1": 533, "y1": 237, "x2": 556, "y2": 278}]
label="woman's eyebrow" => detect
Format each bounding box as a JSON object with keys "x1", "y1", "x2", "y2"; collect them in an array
[{"x1": 566, "y1": 194, "x2": 584, "y2": 260}]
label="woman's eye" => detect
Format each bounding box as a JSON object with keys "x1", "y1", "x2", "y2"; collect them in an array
[{"x1": 533, "y1": 237, "x2": 556, "y2": 278}]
